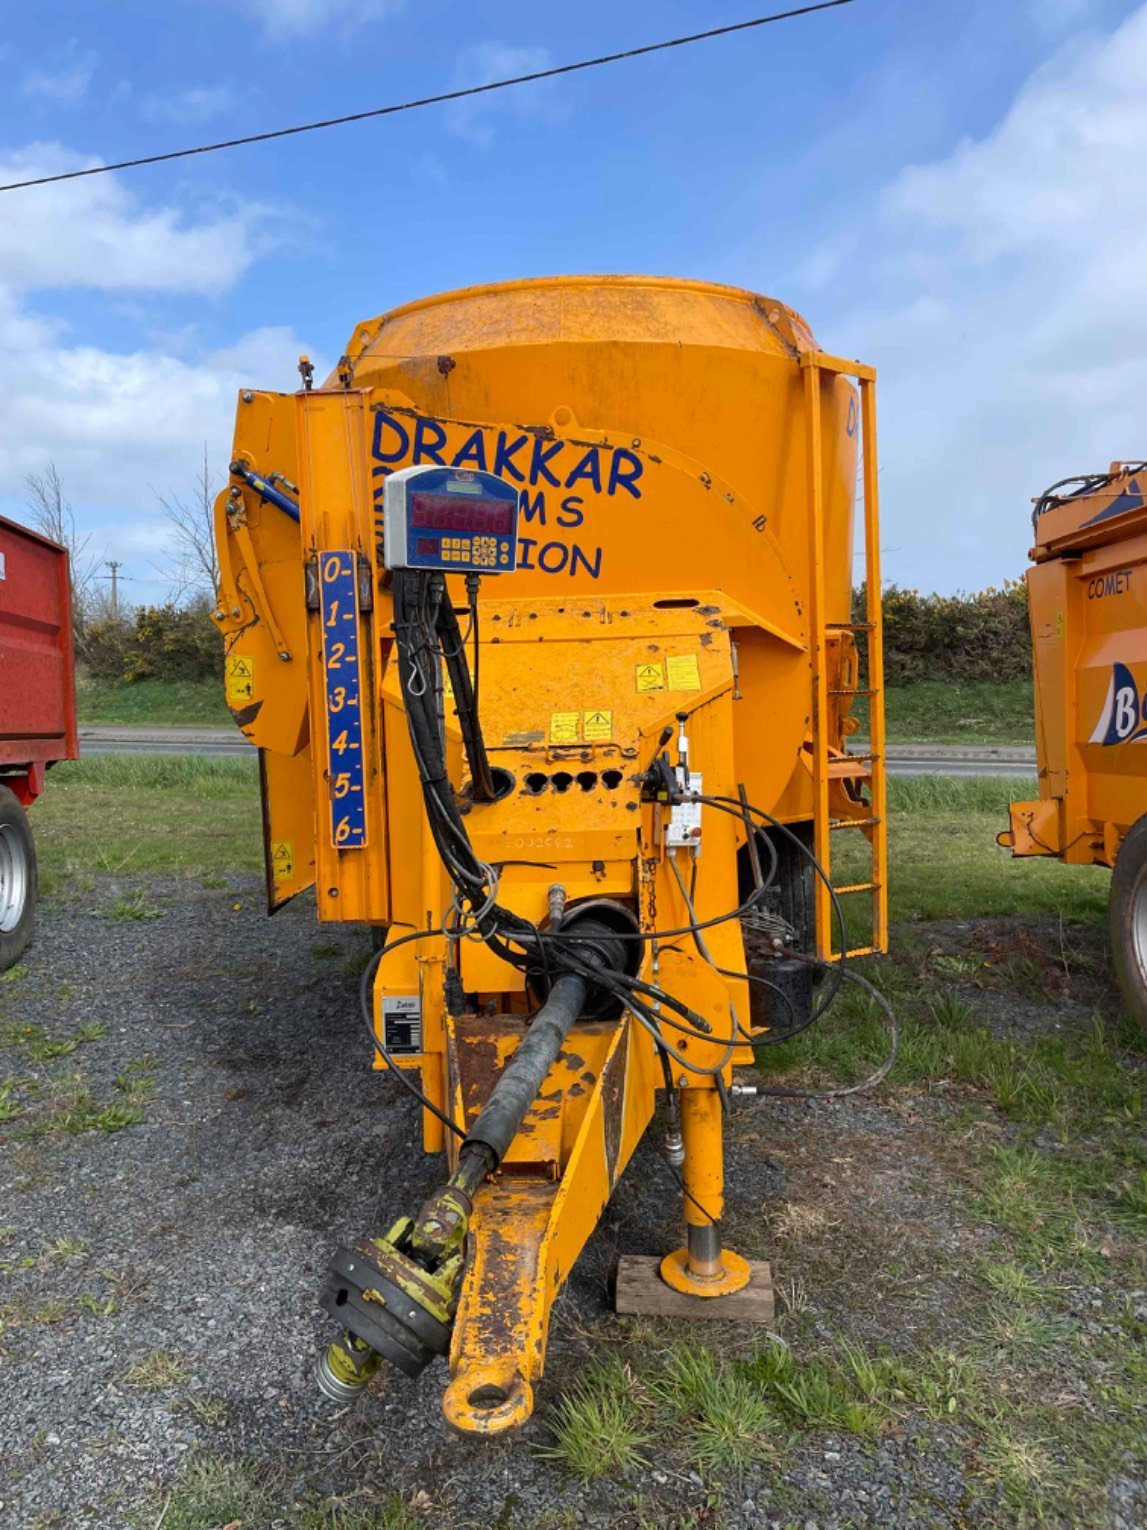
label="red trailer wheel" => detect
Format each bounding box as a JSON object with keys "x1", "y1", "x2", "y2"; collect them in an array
[{"x1": 0, "y1": 784, "x2": 36, "y2": 970}]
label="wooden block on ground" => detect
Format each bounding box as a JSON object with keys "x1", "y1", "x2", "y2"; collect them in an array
[{"x1": 615, "y1": 1256, "x2": 774, "y2": 1323}]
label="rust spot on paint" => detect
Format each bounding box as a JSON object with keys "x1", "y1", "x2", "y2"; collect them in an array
[{"x1": 231, "y1": 700, "x2": 263, "y2": 729}]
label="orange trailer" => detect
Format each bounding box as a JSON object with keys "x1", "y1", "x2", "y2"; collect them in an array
[{"x1": 1004, "y1": 461, "x2": 1147, "y2": 1025}]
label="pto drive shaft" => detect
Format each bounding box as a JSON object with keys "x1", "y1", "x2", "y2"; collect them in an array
[{"x1": 317, "y1": 957, "x2": 613, "y2": 1402}]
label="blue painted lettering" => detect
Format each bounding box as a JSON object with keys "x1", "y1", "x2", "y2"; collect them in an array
[
  {"x1": 570, "y1": 543, "x2": 603, "y2": 579},
  {"x1": 537, "y1": 541, "x2": 569, "y2": 574},
  {"x1": 557, "y1": 494, "x2": 584, "y2": 529},
  {"x1": 372, "y1": 410, "x2": 409, "y2": 464},
  {"x1": 493, "y1": 431, "x2": 528, "y2": 482},
  {"x1": 607, "y1": 448, "x2": 643, "y2": 499},
  {"x1": 517, "y1": 537, "x2": 537, "y2": 570},
  {"x1": 519, "y1": 489, "x2": 546, "y2": 525},
  {"x1": 412, "y1": 417, "x2": 447, "y2": 465},
  {"x1": 529, "y1": 436, "x2": 564, "y2": 488},
  {"x1": 564, "y1": 447, "x2": 602, "y2": 494},
  {"x1": 452, "y1": 429, "x2": 488, "y2": 472}
]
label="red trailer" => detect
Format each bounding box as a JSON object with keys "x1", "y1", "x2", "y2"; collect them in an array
[{"x1": 0, "y1": 513, "x2": 78, "y2": 969}]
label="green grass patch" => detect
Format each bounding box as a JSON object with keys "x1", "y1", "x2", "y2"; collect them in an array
[
  {"x1": 33, "y1": 755, "x2": 261, "y2": 884},
  {"x1": 52, "y1": 754, "x2": 255, "y2": 792},
  {"x1": 4, "y1": 1068, "x2": 147, "y2": 1139},
  {"x1": 0, "y1": 1020, "x2": 106, "y2": 1063},
  {"x1": 536, "y1": 1356, "x2": 650, "y2": 1479},
  {"x1": 151, "y1": 1455, "x2": 422, "y2": 1529},
  {"x1": 854, "y1": 680, "x2": 1034, "y2": 746},
  {"x1": 890, "y1": 810, "x2": 1106, "y2": 927},
  {"x1": 756, "y1": 954, "x2": 1140, "y2": 1134},
  {"x1": 653, "y1": 1346, "x2": 777, "y2": 1469},
  {"x1": 75, "y1": 674, "x2": 230, "y2": 727}
]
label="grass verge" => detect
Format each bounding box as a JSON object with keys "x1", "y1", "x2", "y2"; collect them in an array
[
  {"x1": 859, "y1": 679, "x2": 1035, "y2": 746},
  {"x1": 32, "y1": 755, "x2": 261, "y2": 886},
  {"x1": 73, "y1": 675, "x2": 1036, "y2": 747},
  {"x1": 75, "y1": 674, "x2": 230, "y2": 727}
]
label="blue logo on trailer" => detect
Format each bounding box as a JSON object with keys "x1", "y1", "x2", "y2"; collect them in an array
[
  {"x1": 1091, "y1": 661, "x2": 1147, "y2": 745},
  {"x1": 1080, "y1": 479, "x2": 1145, "y2": 528},
  {"x1": 319, "y1": 551, "x2": 368, "y2": 847}
]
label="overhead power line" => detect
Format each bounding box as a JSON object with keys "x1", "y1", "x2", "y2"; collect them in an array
[{"x1": 0, "y1": 2, "x2": 855, "y2": 194}]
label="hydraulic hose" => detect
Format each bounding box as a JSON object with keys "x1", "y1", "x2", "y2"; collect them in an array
[{"x1": 462, "y1": 971, "x2": 588, "y2": 1164}]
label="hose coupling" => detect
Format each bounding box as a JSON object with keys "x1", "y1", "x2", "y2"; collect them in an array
[{"x1": 664, "y1": 1088, "x2": 685, "y2": 1167}]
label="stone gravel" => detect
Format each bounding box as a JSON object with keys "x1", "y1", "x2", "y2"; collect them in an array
[{"x1": 0, "y1": 877, "x2": 1141, "y2": 1528}]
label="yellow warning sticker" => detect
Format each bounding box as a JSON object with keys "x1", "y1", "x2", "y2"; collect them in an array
[
  {"x1": 550, "y1": 711, "x2": 580, "y2": 744},
  {"x1": 666, "y1": 653, "x2": 702, "y2": 692},
  {"x1": 583, "y1": 708, "x2": 613, "y2": 742},
  {"x1": 635, "y1": 661, "x2": 664, "y2": 693},
  {"x1": 225, "y1": 654, "x2": 255, "y2": 708},
  {"x1": 270, "y1": 840, "x2": 294, "y2": 883}
]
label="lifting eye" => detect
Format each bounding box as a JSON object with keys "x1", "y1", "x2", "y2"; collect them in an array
[
  {"x1": 524, "y1": 772, "x2": 548, "y2": 795},
  {"x1": 576, "y1": 771, "x2": 598, "y2": 792},
  {"x1": 551, "y1": 772, "x2": 573, "y2": 793},
  {"x1": 601, "y1": 769, "x2": 623, "y2": 790}
]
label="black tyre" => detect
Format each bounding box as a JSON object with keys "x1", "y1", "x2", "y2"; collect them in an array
[
  {"x1": 1109, "y1": 814, "x2": 1147, "y2": 1033},
  {"x1": 739, "y1": 819, "x2": 817, "y2": 1034},
  {"x1": 0, "y1": 784, "x2": 37, "y2": 971}
]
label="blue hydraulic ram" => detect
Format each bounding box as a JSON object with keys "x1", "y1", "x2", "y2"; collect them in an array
[{"x1": 229, "y1": 459, "x2": 300, "y2": 522}]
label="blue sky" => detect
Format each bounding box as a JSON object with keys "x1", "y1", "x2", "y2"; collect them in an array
[{"x1": 1, "y1": 0, "x2": 1143, "y2": 598}]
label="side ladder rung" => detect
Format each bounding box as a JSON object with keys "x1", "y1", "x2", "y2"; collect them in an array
[
  {"x1": 826, "y1": 621, "x2": 875, "y2": 631},
  {"x1": 828, "y1": 688, "x2": 877, "y2": 698},
  {"x1": 830, "y1": 816, "x2": 881, "y2": 830},
  {"x1": 834, "y1": 881, "x2": 880, "y2": 896}
]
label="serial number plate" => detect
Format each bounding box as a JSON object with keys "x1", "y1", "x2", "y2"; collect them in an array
[{"x1": 319, "y1": 551, "x2": 367, "y2": 849}]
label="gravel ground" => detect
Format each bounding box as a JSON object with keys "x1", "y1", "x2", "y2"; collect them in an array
[{"x1": 0, "y1": 878, "x2": 1142, "y2": 1528}]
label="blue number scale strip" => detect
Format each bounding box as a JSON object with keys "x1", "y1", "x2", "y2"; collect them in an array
[{"x1": 319, "y1": 551, "x2": 368, "y2": 849}]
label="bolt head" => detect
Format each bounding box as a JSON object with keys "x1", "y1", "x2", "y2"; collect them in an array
[{"x1": 241, "y1": 390, "x2": 254, "y2": 403}]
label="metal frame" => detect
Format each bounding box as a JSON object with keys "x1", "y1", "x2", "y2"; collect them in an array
[{"x1": 801, "y1": 353, "x2": 887, "y2": 960}]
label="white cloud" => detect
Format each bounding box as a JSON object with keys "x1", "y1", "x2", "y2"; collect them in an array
[
  {"x1": 223, "y1": 0, "x2": 402, "y2": 39},
  {"x1": 21, "y1": 54, "x2": 96, "y2": 103},
  {"x1": 0, "y1": 145, "x2": 268, "y2": 295},
  {"x1": 0, "y1": 294, "x2": 311, "y2": 538},
  {"x1": 141, "y1": 86, "x2": 231, "y2": 124},
  {"x1": 0, "y1": 145, "x2": 312, "y2": 588},
  {"x1": 447, "y1": 42, "x2": 557, "y2": 147},
  {"x1": 826, "y1": 3, "x2": 1147, "y2": 592}
]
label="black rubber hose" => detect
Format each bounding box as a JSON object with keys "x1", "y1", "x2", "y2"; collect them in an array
[
  {"x1": 437, "y1": 587, "x2": 498, "y2": 804},
  {"x1": 463, "y1": 972, "x2": 588, "y2": 1164}
]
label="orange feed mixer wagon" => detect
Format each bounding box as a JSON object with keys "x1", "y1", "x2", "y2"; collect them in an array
[
  {"x1": 212, "y1": 275, "x2": 888, "y2": 1433},
  {"x1": 1005, "y1": 461, "x2": 1147, "y2": 1028}
]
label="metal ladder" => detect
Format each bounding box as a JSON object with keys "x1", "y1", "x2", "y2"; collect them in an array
[{"x1": 801, "y1": 351, "x2": 888, "y2": 960}]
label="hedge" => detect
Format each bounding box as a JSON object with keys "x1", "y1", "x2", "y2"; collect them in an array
[
  {"x1": 855, "y1": 581, "x2": 1031, "y2": 686},
  {"x1": 81, "y1": 584, "x2": 1034, "y2": 689}
]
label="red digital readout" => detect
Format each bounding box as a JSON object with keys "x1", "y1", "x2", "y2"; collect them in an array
[{"x1": 409, "y1": 492, "x2": 515, "y2": 534}]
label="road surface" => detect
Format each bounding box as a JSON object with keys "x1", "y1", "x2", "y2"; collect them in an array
[{"x1": 78, "y1": 728, "x2": 1037, "y2": 777}]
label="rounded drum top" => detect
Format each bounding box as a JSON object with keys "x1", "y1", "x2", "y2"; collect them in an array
[{"x1": 344, "y1": 274, "x2": 817, "y2": 378}]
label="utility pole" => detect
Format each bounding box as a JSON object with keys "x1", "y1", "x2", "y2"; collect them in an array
[{"x1": 105, "y1": 560, "x2": 122, "y2": 619}]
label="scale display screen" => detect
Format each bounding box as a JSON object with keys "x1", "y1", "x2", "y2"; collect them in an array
[{"x1": 383, "y1": 466, "x2": 519, "y2": 573}]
